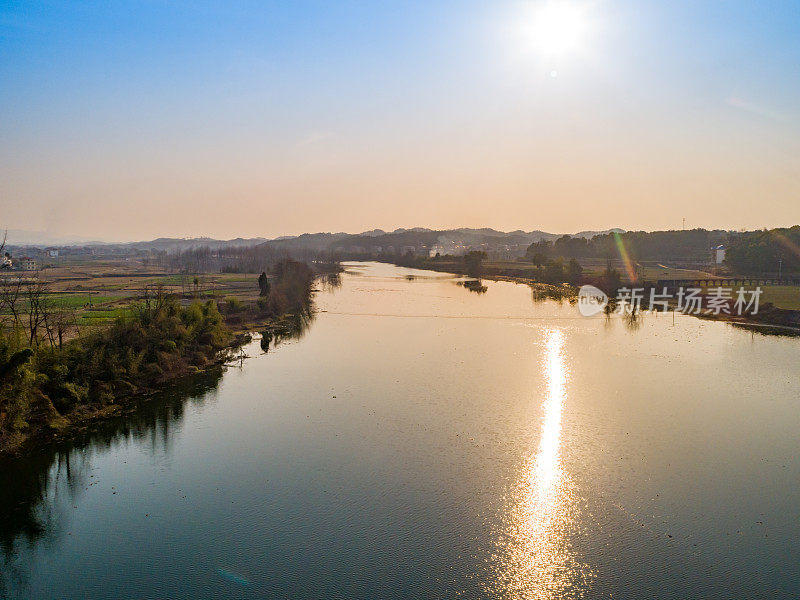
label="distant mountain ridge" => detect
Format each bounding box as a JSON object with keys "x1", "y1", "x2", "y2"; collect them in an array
[
  {"x1": 3, "y1": 229, "x2": 110, "y2": 247},
  {"x1": 255, "y1": 227, "x2": 627, "y2": 258},
  {"x1": 5, "y1": 227, "x2": 625, "y2": 255}
]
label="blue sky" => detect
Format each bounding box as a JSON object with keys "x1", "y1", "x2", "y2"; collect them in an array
[{"x1": 1, "y1": 1, "x2": 798, "y2": 240}]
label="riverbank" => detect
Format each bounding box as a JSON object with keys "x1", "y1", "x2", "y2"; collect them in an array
[
  {"x1": 380, "y1": 257, "x2": 800, "y2": 331},
  {"x1": 694, "y1": 302, "x2": 800, "y2": 332},
  {"x1": 0, "y1": 313, "x2": 314, "y2": 456},
  {"x1": 0, "y1": 260, "x2": 330, "y2": 456},
  {"x1": 0, "y1": 310, "x2": 318, "y2": 458},
  {"x1": 0, "y1": 300, "x2": 230, "y2": 456}
]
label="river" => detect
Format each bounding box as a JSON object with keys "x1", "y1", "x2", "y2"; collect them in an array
[{"x1": 1, "y1": 262, "x2": 798, "y2": 599}]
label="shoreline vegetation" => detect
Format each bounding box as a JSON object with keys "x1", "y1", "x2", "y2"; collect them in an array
[
  {"x1": 385, "y1": 254, "x2": 800, "y2": 331},
  {"x1": 2, "y1": 242, "x2": 797, "y2": 455},
  {"x1": 0, "y1": 258, "x2": 338, "y2": 456}
]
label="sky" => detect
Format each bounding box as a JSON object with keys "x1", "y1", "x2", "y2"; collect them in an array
[{"x1": 1, "y1": 0, "x2": 799, "y2": 242}]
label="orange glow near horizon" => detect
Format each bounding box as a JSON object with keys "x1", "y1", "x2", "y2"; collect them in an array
[{"x1": 2, "y1": 3, "x2": 799, "y2": 240}]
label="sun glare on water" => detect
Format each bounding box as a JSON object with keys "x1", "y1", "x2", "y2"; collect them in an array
[{"x1": 487, "y1": 329, "x2": 594, "y2": 598}]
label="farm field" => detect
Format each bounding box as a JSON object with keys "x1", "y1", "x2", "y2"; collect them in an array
[
  {"x1": 0, "y1": 258, "x2": 262, "y2": 331},
  {"x1": 758, "y1": 285, "x2": 800, "y2": 310}
]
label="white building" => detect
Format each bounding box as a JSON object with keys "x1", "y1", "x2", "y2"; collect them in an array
[{"x1": 713, "y1": 245, "x2": 726, "y2": 264}]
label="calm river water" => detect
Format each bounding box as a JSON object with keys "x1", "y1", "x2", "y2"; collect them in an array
[{"x1": 1, "y1": 262, "x2": 798, "y2": 599}]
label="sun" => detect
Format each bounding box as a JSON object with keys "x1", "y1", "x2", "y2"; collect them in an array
[{"x1": 530, "y1": 1, "x2": 587, "y2": 57}]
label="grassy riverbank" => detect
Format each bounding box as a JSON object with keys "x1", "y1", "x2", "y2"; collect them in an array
[
  {"x1": 0, "y1": 294, "x2": 231, "y2": 454},
  {"x1": 0, "y1": 259, "x2": 326, "y2": 455}
]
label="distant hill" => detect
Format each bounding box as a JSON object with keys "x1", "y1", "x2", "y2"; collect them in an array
[
  {"x1": 124, "y1": 237, "x2": 268, "y2": 252},
  {"x1": 3, "y1": 227, "x2": 626, "y2": 258},
  {"x1": 2, "y1": 229, "x2": 109, "y2": 247},
  {"x1": 573, "y1": 228, "x2": 625, "y2": 239},
  {"x1": 314, "y1": 227, "x2": 626, "y2": 256},
  {"x1": 263, "y1": 232, "x2": 351, "y2": 251}
]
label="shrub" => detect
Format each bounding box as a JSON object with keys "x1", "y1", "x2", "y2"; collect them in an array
[
  {"x1": 224, "y1": 297, "x2": 245, "y2": 314},
  {"x1": 1, "y1": 292, "x2": 232, "y2": 439}
]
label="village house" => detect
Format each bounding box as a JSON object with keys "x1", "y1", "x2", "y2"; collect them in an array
[{"x1": 20, "y1": 256, "x2": 37, "y2": 271}]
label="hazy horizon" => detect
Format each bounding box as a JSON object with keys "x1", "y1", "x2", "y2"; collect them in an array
[
  {"x1": 0, "y1": 224, "x2": 627, "y2": 247},
  {"x1": 7, "y1": 222, "x2": 800, "y2": 247},
  {"x1": 2, "y1": 1, "x2": 799, "y2": 240}
]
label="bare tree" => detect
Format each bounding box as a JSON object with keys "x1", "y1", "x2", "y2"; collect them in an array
[
  {"x1": 42, "y1": 298, "x2": 75, "y2": 349},
  {"x1": 138, "y1": 283, "x2": 169, "y2": 317},
  {"x1": 24, "y1": 280, "x2": 49, "y2": 346},
  {"x1": 0, "y1": 276, "x2": 23, "y2": 330}
]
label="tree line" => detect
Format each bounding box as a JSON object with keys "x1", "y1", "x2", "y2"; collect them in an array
[
  {"x1": 524, "y1": 227, "x2": 800, "y2": 276},
  {"x1": 724, "y1": 226, "x2": 800, "y2": 275},
  {"x1": 526, "y1": 229, "x2": 728, "y2": 263},
  {"x1": 158, "y1": 243, "x2": 339, "y2": 275}
]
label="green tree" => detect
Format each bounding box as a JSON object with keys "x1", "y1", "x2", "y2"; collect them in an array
[
  {"x1": 566, "y1": 258, "x2": 583, "y2": 285},
  {"x1": 258, "y1": 271, "x2": 271, "y2": 296},
  {"x1": 600, "y1": 266, "x2": 622, "y2": 295},
  {"x1": 530, "y1": 252, "x2": 548, "y2": 267},
  {"x1": 543, "y1": 258, "x2": 564, "y2": 283},
  {"x1": 463, "y1": 251, "x2": 487, "y2": 278}
]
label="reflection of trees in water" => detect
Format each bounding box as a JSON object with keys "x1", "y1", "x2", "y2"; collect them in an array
[
  {"x1": 460, "y1": 279, "x2": 487, "y2": 294},
  {"x1": 260, "y1": 310, "x2": 315, "y2": 353},
  {"x1": 320, "y1": 272, "x2": 342, "y2": 292},
  {"x1": 530, "y1": 285, "x2": 575, "y2": 305},
  {"x1": 603, "y1": 303, "x2": 615, "y2": 329},
  {"x1": 0, "y1": 369, "x2": 225, "y2": 596},
  {"x1": 600, "y1": 304, "x2": 643, "y2": 331},
  {"x1": 624, "y1": 308, "x2": 643, "y2": 331}
]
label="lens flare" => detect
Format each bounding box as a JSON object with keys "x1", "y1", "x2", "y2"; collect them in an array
[
  {"x1": 613, "y1": 232, "x2": 638, "y2": 283},
  {"x1": 770, "y1": 230, "x2": 800, "y2": 262}
]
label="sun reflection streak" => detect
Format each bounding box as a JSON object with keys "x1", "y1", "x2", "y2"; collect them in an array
[{"x1": 489, "y1": 329, "x2": 592, "y2": 599}]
